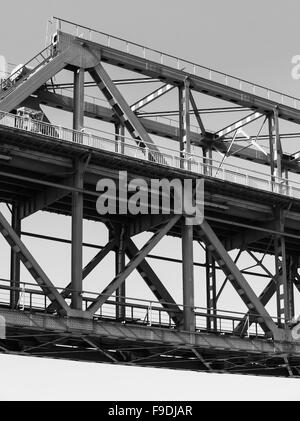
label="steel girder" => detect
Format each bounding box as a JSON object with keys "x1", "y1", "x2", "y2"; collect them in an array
[
  {"x1": 206, "y1": 247, "x2": 217, "y2": 331},
  {"x1": 182, "y1": 221, "x2": 195, "y2": 331},
  {"x1": 71, "y1": 159, "x2": 84, "y2": 310},
  {"x1": 178, "y1": 79, "x2": 191, "y2": 158},
  {"x1": 115, "y1": 224, "x2": 126, "y2": 319},
  {"x1": 10, "y1": 205, "x2": 21, "y2": 308},
  {"x1": 0, "y1": 48, "x2": 76, "y2": 113},
  {"x1": 19, "y1": 176, "x2": 73, "y2": 219},
  {"x1": 87, "y1": 59, "x2": 159, "y2": 153},
  {"x1": 268, "y1": 108, "x2": 283, "y2": 186}
]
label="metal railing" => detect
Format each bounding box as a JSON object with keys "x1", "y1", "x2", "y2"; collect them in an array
[
  {"x1": 51, "y1": 16, "x2": 300, "y2": 110},
  {"x1": 0, "y1": 44, "x2": 54, "y2": 99},
  {"x1": 0, "y1": 111, "x2": 300, "y2": 199},
  {"x1": 0, "y1": 277, "x2": 272, "y2": 337}
]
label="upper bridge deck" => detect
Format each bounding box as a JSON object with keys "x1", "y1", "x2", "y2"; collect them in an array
[{"x1": 51, "y1": 17, "x2": 300, "y2": 123}]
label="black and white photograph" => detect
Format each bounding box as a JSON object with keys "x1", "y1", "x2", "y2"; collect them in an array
[{"x1": 0, "y1": 0, "x2": 300, "y2": 407}]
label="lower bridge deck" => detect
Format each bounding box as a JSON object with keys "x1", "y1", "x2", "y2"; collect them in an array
[{"x1": 1, "y1": 305, "x2": 300, "y2": 378}]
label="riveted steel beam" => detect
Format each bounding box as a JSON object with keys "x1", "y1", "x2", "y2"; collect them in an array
[
  {"x1": 0, "y1": 47, "x2": 75, "y2": 112},
  {"x1": 10, "y1": 204, "x2": 21, "y2": 309},
  {"x1": 71, "y1": 158, "x2": 84, "y2": 310},
  {"x1": 182, "y1": 221, "x2": 195, "y2": 331}
]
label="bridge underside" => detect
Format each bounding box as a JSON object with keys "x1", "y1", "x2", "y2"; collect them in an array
[
  {"x1": 2, "y1": 308, "x2": 300, "y2": 378},
  {"x1": 1, "y1": 19, "x2": 300, "y2": 378}
]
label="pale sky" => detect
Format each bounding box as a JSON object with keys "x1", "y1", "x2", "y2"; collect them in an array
[{"x1": 1, "y1": 0, "x2": 300, "y2": 401}]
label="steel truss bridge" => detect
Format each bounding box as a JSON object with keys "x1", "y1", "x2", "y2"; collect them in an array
[{"x1": 1, "y1": 17, "x2": 300, "y2": 377}]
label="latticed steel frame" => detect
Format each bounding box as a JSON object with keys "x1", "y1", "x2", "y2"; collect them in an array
[{"x1": 1, "y1": 22, "x2": 300, "y2": 377}]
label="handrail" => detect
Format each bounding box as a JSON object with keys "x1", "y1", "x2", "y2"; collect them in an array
[
  {"x1": 0, "y1": 44, "x2": 54, "y2": 96},
  {"x1": 0, "y1": 277, "x2": 283, "y2": 334},
  {"x1": 51, "y1": 16, "x2": 300, "y2": 110},
  {"x1": 0, "y1": 111, "x2": 300, "y2": 200}
]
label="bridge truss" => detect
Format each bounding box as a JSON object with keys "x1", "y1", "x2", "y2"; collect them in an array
[{"x1": 1, "y1": 17, "x2": 300, "y2": 377}]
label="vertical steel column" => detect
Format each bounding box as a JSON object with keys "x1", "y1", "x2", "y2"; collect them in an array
[
  {"x1": 274, "y1": 210, "x2": 289, "y2": 327},
  {"x1": 73, "y1": 68, "x2": 85, "y2": 133},
  {"x1": 268, "y1": 115, "x2": 275, "y2": 192},
  {"x1": 115, "y1": 225, "x2": 126, "y2": 319},
  {"x1": 71, "y1": 68, "x2": 84, "y2": 309},
  {"x1": 10, "y1": 204, "x2": 21, "y2": 309},
  {"x1": 273, "y1": 108, "x2": 282, "y2": 179},
  {"x1": 71, "y1": 159, "x2": 84, "y2": 310},
  {"x1": 206, "y1": 248, "x2": 217, "y2": 331},
  {"x1": 287, "y1": 255, "x2": 296, "y2": 320},
  {"x1": 178, "y1": 79, "x2": 191, "y2": 169},
  {"x1": 182, "y1": 220, "x2": 195, "y2": 331},
  {"x1": 268, "y1": 108, "x2": 282, "y2": 192}
]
